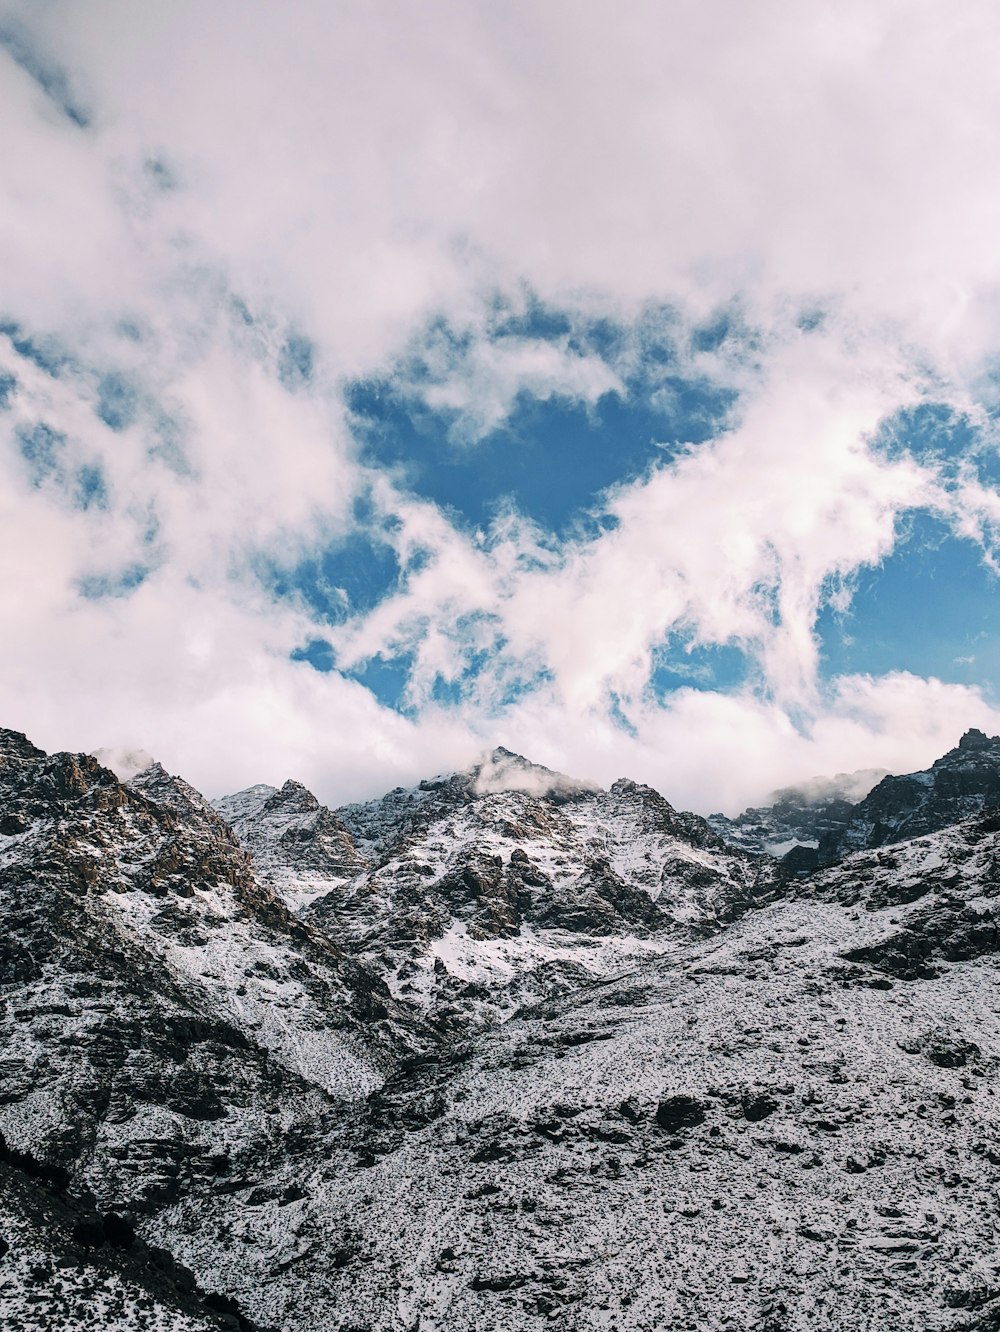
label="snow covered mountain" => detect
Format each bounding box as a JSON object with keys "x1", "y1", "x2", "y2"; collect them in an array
[
  {"x1": 710, "y1": 730, "x2": 1000, "y2": 874},
  {"x1": 213, "y1": 779, "x2": 365, "y2": 912},
  {"x1": 2, "y1": 727, "x2": 1000, "y2": 1330},
  {"x1": 820, "y1": 728, "x2": 1000, "y2": 861},
  {"x1": 213, "y1": 748, "x2": 767, "y2": 1032},
  {"x1": 708, "y1": 767, "x2": 888, "y2": 856}
]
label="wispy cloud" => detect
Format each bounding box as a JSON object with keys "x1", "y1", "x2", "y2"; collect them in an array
[{"x1": 0, "y1": 17, "x2": 90, "y2": 127}]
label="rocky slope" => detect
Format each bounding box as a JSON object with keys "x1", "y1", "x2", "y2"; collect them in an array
[
  {"x1": 711, "y1": 731, "x2": 1000, "y2": 874},
  {"x1": 2, "y1": 727, "x2": 1000, "y2": 1330},
  {"x1": 211, "y1": 748, "x2": 766, "y2": 1031},
  {"x1": 708, "y1": 768, "x2": 887, "y2": 856},
  {"x1": 820, "y1": 729, "x2": 1000, "y2": 862},
  {"x1": 0, "y1": 728, "x2": 428, "y2": 1332},
  {"x1": 316, "y1": 752, "x2": 765, "y2": 1023},
  {"x1": 213, "y1": 780, "x2": 365, "y2": 912}
]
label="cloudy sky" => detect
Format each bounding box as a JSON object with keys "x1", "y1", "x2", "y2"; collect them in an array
[{"x1": 4, "y1": 0, "x2": 1000, "y2": 813}]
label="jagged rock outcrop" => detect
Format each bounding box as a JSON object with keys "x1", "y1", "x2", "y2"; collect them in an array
[
  {"x1": 712, "y1": 732, "x2": 1000, "y2": 873},
  {"x1": 820, "y1": 729, "x2": 1000, "y2": 861},
  {"x1": 0, "y1": 728, "x2": 431, "y2": 1330},
  {"x1": 0, "y1": 1139, "x2": 269, "y2": 1332},
  {"x1": 299, "y1": 752, "x2": 764, "y2": 1023}
]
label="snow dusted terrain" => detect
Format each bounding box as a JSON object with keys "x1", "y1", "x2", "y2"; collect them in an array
[
  {"x1": 711, "y1": 729, "x2": 1000, "y2": 869},
  {"x1": 708, "y1": 768, "x2": 888, "y2": 857},
  {"x1": 2, "y1": 728, "x2": 1000, "y2": 1329},
  {"x1": 213, "y1": 781, "x2": 365, "y2": 913}
]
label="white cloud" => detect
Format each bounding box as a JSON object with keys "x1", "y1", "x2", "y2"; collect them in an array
[
  {"x1": 420, "y1": 334, "x2": 622, "y2": 442},
  {"x1": 2, "y1": 0, "x2": 1000, "y2": 813},
  {"x1": 332, "y1": 328, "x2": 940, "y2": 713},
  {"x1": 478, "y1": 671, "x2": 1000, "y2": 817},
  {"x1": 473, "y1": 748, "x2": 600, "y2": 799},
  {"x1": 92, "y1": 745, "x2": 154, "y2": 780}
]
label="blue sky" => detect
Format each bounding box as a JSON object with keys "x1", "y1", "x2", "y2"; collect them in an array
[
  {"x1": 817, "y1": 513, "x2": 1000, "y2": 690},
  {"x1": 3, "y1": 1, "x2": 1000, "y2": 812}
]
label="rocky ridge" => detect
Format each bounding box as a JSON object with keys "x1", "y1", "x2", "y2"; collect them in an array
[
  {"x1": 1, "y1": 727, "x2": 1000, "y2": 1330},
  {"x1": 708, "y1": 767, "x2": 888, "y2": 856},
  {"x1": 213, "y1": 780, "x2": 365, "y2": 912},
  {"x1": 710, "y1": 731, "x2": 1000, "y2": 875},
  {"x1": 309, "y1": 758, "x2": 765, "y2": 1027},
  {"x1": 821, "y1": 729, "x2": 1000, "y2": 862},
  {"x1": 210, "y1": 748, "x2": 764, "y2": 1029}
]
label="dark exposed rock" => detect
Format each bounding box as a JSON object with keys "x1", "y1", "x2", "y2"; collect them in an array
[
  {"x1": 214, "y1": 779, "x2": 366, "y2": 896},
  {"x1": 842, "y1": 933, "x2": 941, "y2": 981},
  {"x1": 71, "y1": 1211, "x2": 135, "y2": 1250},
  {"x1": 436, "y1": 856, "x2": 523, "y2": 938},
  {"x1": 654, "y1": 1095, "x2": 707, "y2": 1133},
  {"x1": 741, "y1": 1092, "x2": 779, "y2": 1122},
  {"x1": 714, "y1": 731, "x2": 1000, "y2": 868},
  {"x1": 779, "y1": 844, "x2": 823, "y2": 877},
  {"x1": 822, "y1": 730, "x2": 1000, "y2": 863},
  {"x1": 0, "y1": 1148, "x2": 275, "y2": 1329},
  {"x1": 0, "y1": 1131, "x2": 71, "y2": 1192},
  {"x1": 709, "y1": 768, "x2": 887, "y2": 857},
  {"x1": 0, "y1": 727, "x2": 47, "y2": 769},
  {"x1": 471, "y1": 1271, "x2": 532, "y2": 1292},
  {"x1": 842, "y1": 902, "x2": 999, "y2": 979},
  {"x1": 609, "y1": 778, "x2": 727, "y2": 851},
  {"x1": 898, "y1": 1030, "x2": 982, "y2": 1069},
  {"x1": 944, "y1": 1284, "x2": 1000, "y2": 1311}
]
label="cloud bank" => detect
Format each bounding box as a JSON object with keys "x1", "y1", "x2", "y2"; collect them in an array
[{"x1": 3, "y1": 0, "x2": 1000, "y2": 812}]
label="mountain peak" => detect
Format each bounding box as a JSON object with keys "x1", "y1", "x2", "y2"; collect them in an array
[
  {"x1": 91, "y1": 745, "x2": 156, "y2": 781},
  {"x1": 275, "y1": 777, "x2": 318, "y2": 804},
  {"x1": 127, "y1": 761, "x2": 228, "y2": 836},
  {"x1": 473, "y1": 747, "x2": 601, "y2": 800},
  {"x1": 957, "y1": 727, "x2": 999, "y2": 751},
  {"x1": 0, "y1": 727, "x2": 46, "y2": 769}
]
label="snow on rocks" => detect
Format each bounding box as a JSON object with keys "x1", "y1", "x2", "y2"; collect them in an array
[
  {"x1": 3, "y1": 727, "x2": 1000, "y2": 1329},
  {"x1": 296, "y1": 758, "x2": 765, "y2": 1027},
  {"x1": 213, "y1": 779, "x2": 365, "y2": 911}
]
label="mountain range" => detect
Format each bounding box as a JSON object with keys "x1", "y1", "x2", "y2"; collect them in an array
[{"x1": 2, "y1": 726, "x2": 1000, "y2": 1330}]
